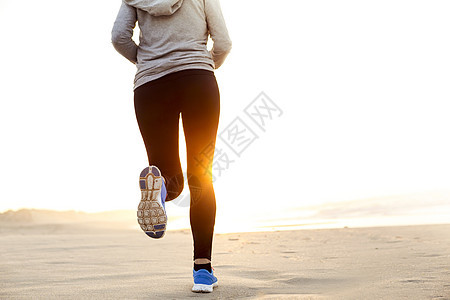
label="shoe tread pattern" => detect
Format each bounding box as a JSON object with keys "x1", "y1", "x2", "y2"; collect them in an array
[{"x1": 137, "y1": 170, "x2": 167, "y2": 238}]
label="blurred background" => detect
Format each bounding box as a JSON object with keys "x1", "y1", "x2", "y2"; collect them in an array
[{"x1": 1, "y1": 0, "x2": 449, "y2": 233}]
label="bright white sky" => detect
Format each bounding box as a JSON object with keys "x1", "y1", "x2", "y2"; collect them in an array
[{"x1": 1, "y1": 0, "x2": 449, "y2": 220}]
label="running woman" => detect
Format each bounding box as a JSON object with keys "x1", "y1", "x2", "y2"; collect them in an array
[{"x1": 111, "y1": 0, "x2": 232, "y2": 293}]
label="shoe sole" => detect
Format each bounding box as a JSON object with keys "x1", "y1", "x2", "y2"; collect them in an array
[
  {"x1": 137, "y1": 166, "x2": 167, "y2": 239},
  {"x1": 192, "y1": 282, "x2": 218, "y2": 293}
]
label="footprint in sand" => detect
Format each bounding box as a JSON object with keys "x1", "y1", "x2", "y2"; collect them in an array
[
  {"x1": 281, "y1": 250, "x2": 297, "y2": 254},
  {"x1": 421, "y1": 254, "x2": 442, "y2": 257}
]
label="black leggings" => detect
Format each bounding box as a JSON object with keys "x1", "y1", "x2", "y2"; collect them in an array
[{"x1": 134, "y1": 69, "x2": 220, "y2": 260}]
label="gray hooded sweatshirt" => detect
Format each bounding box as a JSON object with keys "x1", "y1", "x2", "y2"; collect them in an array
[{"x1": 111, "y1": 0, "x2": 232, "y2": 90}]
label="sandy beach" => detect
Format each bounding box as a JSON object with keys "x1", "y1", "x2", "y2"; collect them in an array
[{"x1": 1, "y1": 212, "x2": 449, "y2": 299}]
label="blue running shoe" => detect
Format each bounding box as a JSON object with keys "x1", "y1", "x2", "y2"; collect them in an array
[
  {"x1": 137, "y1": 166, "x2": 167, "y2": 239},
  {"x1": 192, "y1": 268, "x2": 218, "y2": 293}
]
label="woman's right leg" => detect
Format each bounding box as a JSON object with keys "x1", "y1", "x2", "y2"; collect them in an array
[
  {"x1": 134, "y1": 78, "x2": 184, "y2": 201},
  {"x1": 177, "y1": 71, "x2": 220, "y2": 264}
]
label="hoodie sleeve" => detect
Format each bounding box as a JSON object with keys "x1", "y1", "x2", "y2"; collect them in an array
[
  {"x1": 205, "y1": 0, "x2": 232, "y2": 69},
  {"x1": 111, "y1": 2, "x2": 138, "y2": 64}
]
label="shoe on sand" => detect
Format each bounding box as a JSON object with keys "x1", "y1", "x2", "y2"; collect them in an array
[
  {"x1": 137, "y1": 166, "x2": 167, "y2": 239},
  {"x1": 192, "y1": 268, "x2": 218, "y2": 293}
]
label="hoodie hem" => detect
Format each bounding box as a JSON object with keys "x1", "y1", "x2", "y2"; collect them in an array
[{"x1": 133, "y1": 64, "x2": 215, "y2": 90}]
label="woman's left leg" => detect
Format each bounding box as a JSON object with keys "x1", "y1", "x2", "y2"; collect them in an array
[{"x1": 134, "y1": 76, "x2": 186, "y2": 201}]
